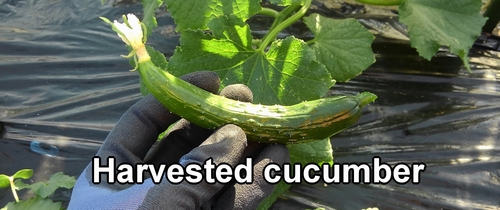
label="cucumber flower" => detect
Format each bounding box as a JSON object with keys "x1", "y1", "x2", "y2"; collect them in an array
[{"x1": 101, "y1": 13, "x2": 150, "y2": 68}]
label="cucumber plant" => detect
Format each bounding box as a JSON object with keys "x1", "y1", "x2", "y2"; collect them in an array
[{"x1": 101, "y1": 0, "x2": 487, "y2": 208}]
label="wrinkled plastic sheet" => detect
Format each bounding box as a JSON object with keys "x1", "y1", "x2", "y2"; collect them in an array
[{"x1": 1, "y1": 0, "x2": 499, "y2": 209}]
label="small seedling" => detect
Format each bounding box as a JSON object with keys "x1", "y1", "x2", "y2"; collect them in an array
[{"x1": 0, "y1": 169, "x2": 76, "y2": 210}]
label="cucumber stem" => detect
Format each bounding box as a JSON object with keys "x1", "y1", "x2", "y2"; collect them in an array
[
  {"x1": 258, "y1": 4, "x2": 301, "y2": 49},
  {"x1": 258, "y1": 0, "x2": 312, "y2": 52},
  {"x1": 136, "y1": 46, "x2": 151, "y2": 63},
  {"x1": 305, "y1": 38, "x2": 316, "y2": 45},
  {"x1": 482, "y1": 0, "x2": 500, "y2": 33},
  {"x1": 258, "y1": 8, "x2": 279, "y2": 18}
]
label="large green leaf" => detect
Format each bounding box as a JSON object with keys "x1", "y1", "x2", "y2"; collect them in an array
[
  {"x1": 168, "y1": 16, "x2": 334, "y2": 105},
  {"x1": 164, "y1": 0, "x2": 262, "y2": 31},
  {"x1": 398, "y1": 0, "x2": 487, "y2": 71},
  {"x1": 257, "y1": 139, "x2": 333, "y2": 209},
  {"x1": 141, "y1": 0, "x2": 162, "y2": 37},
  {"x1": 206, "y1": 14, "x2": 247, "y2": 39},
  {"x1": 287, "y1": 138, "x2": 334, "y2": 166},
  {"x1": 256, "y1": 181, "x2": 291, "y2": 210},
  {"x1": 304, "y1": 13, "x2": 375, "y2": 82},
  {"x1": 15, "y1": 172, "x2": 76, "y2": 199},
  {"x1": 34, "y1": 172, "x2": 75, "y2": 198}
]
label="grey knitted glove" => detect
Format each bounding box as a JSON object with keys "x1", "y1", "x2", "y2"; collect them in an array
[{"x1": 68, "y1": 71, "x2": 290, "y2": 210}]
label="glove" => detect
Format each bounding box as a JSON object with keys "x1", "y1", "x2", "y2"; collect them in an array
[{"x1": 68, "y1": 71, "x2": 290, "y2": 210}]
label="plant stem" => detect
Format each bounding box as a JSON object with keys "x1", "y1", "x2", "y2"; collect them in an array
[
  {"x1": 258, "y1": 8, "x2": 279, "y2": 18},
  {"x1": 259, "y1": 4, "x2": 301, "y2": 49},
  {"x1": 305, "y1": 38, "x2": 316, "y2": 45},
  {"x1": 482, "y1": 0, "x2": 500, "y2": 33},
  {"x1": 9, "y1": 177, "x2": 19, "y2": 202},
  {"x1": 272, "y1": 4, "x2": 302, "y2": 31},
  {"x1": 353, "y1": 0, "x2": 404, "y2": 6},
  {"x1": 258, "y1": 0, "x2": 312, "y2": 52}
]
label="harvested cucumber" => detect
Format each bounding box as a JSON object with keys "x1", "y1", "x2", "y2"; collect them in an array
[{"x1": 137, "y1": 59, "x2": 376, "y2": 144}]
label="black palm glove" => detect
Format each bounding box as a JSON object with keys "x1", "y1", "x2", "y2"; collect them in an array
[{"x1": 68, "y1": 71, "x2": 290, "y2": 210}]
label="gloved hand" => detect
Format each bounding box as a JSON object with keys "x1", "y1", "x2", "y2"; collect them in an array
[{"x1": 68, "y1": 71, "x2": 290, "y2": 210}]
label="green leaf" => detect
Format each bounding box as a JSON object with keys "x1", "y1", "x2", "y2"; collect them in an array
[
  {"x1": 168, "y1": 18, "x2": 334, "y2": 105},
  {"x1": 13, "y1": 179, "x2": 31, "y2": 190},
  {"x1": 164, "y1": 0, "x2": 262, "y2": 31},
  {"x1": 25, "y1": 172, "x2": 76, "y2": 198},
  {"x1": 258, "y1": 139, "x2": 333, "y2": 209},
  {"x1": 1, "y1": 197, "x2": 62, "y2": 210},
  {"x1": 12, "y1": 169, "x2": 33, "y2": 180},
  {"x1": 256, "y1": 181, "x2": 291, "y2": 210},
  {"x1": 304, "y1": 14, "x2": 375, "y2": 82},
  {"x1": 206, "y1": 14, "x2": 247, "y2": 39},
  {"x1": 287, "y1": 138, "x2": 334, "y2": 166},
  {"x1": 0, "y1": 174, "x2": 10, "y2": 188},
  {"x1": 398, "y1": 0, "x2": 487, "y2": 71},
  {"x1": 48, "y1": 172, "x2": 76, "y2": 189},
  {"x1": 141, "y1": 0, "x2": 163, "y2": 37}
]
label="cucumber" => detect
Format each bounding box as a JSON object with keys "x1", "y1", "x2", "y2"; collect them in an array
[{"x1": 137, "y1": 59, "x2": 377, "y2": 144}]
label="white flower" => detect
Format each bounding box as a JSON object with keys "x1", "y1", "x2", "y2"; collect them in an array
[
  {"x1": 100, "y1": 13, "x2": 146, "y2": 50},
  {"x1": 101, "y1": 13, "x2": 151, "y2": 67},
  {"x1": 112, "y1": 14, "x2": 144, "y2": 49}
]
